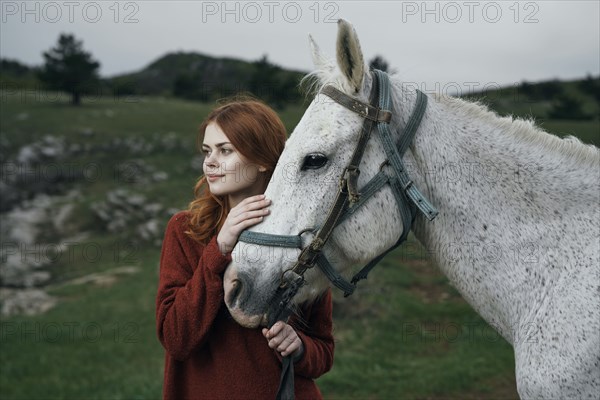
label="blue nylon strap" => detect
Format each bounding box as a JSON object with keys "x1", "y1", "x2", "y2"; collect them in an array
[
  {"x1": 316, "y1": 253, "x2": 355, "y2": 296},
  {"x1": 238, "y1": 227, "x2": 357, "y2": 297},
  {"x1": 238, "y1": 230, "x2": 302, "y2": 248},
  {"x1": 374, "y1": 71, "x2": 438, "y2": 221},
  {"x1": 351, "y1": 248, "x2": 389, "y2": 284},
  {"x1": 336, "y1": 171, "x2": 389, "y2": 225},
  {"x1": 398, "y1": 88, "x2": 427, "y2": 155},
  {"x1": 348, "y1": 70, "x2": 435, "y2": 285},
  {"x1": 347, "y1": 176, "x2": 412, "y2": 286},
  {"x1": 388, "y1": 175, "x2": 414, "y2": 240}
]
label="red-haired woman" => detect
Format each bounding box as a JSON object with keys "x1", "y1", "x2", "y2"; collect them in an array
[{"x1": 156, "y1": 99, "x2": 334, "y2": 400}]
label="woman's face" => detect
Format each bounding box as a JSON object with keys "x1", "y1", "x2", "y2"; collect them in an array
[{"x1": 202, "y1": 122, "x2": 265, "y2": 200}]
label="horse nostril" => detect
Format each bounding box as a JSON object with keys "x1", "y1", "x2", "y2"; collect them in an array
[
  {"x1": 228, "y1": 279, "x2": 243, "y2": 306},
  {"x1": 227, "y1": 272, "x2": 254, "y2": 309}
]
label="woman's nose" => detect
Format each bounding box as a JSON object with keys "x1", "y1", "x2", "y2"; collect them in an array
[{"x1": 204, "y1": 152, "x2": 217, "y2": 167}]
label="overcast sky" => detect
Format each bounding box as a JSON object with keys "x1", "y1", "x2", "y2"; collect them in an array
[{"x1": 1, "y1": 0, "x2": 599, "y2": 95}]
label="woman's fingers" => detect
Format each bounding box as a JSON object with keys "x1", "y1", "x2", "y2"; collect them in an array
[
  {"x1": 275, "y1": 334, "x2": 296, "y2": 352},
  {"x1": 235, "y1": 208, "x2": 270, "y2": 223},
  {"x1": 228, "y1": 209, "x2": 269, "y2": 232},
  {"x1": 240, "y1": 194, "x2": 267, "y2": 205},
  {"x1": 232, "y1": 197, "x2": 271, "y2": 218},
  {"x1": 236, "y1": 194, "x2": 268, "y2": 209},
  {"x1": 262, "y1": 322, "x2": 302, "y2": 356},
  {"x1": 280, "y1": 339, "x2": 302, "y2": 357},
  {"x1": 236, "y1": 216, "x2": 266, "y2": 231},
  {"x1": 217, "y1": 195, "x2": 271, "y2": 254},
  {"x1": 266, "y1": 321, "x2": 285, "y2": 337}
]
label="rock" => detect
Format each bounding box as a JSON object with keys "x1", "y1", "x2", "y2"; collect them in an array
[
  {"x1": 16, "y1": 135, "x2": 68, "y2": 165},
  {"x1": 80, "y1": 128, "x2": 94, "y2": 136},
  {"x1": 0, "y1": 191, "x2": 81, "y2": 289},
  {"x1": 0, "y1": 288, "x2": 57, "y2": 317},
  {"x1": 52, "y1": 202, "x2": 75, "y2": 235},
  {"x1": 114, "y1": 159, "x2": 168, "y2": 185},
  {"x1": 91, "y1": 189, "x2": 166, "y2": 245},
  {"x1": 16, "y1": 145, "x2": 37, "y2": 164},
  {"x1": 152, "y1": 171, "x2": 168, "y2": 181},
  {"x1": 128, "y1": 194, "x2": 146, "y2": 206},
  {"x1": 0, "y1": 180, "x2": 21, "y2": 212},
  {"x1": 160, "y1": 132, "x2": 183, "y2": 150},
  {"x1": 190, "y1": 155, "x2": 204, "y2": 171}
]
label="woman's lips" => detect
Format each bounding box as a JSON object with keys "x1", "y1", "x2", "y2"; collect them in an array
[{"x1": 206, "y1": 174, "x2": 224, "y2": 182}]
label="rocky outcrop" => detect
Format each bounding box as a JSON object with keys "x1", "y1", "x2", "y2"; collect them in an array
[
  {"x1": 92, "y1": 188, "x2": 175, "y2": 247},
  {"x1": 0, "y1": 133, "x2": 186, "y2": 212},
  {"x1": 0, "y1": 190, "x2": 83, "y2": 288},
  {"x1": 0, "y1": 288, "x2": 57, "y2": 317},
  {"x1": 0, "y1": 133, "x2": 183, "y2": 316},
  {"x1": 0, "y1": 190, "x2": 85, "y2": 316}
]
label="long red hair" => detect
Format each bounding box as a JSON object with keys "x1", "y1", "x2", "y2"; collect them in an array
[{"x1": 186, "y1": 98, "x2": 287, "y2": 245}]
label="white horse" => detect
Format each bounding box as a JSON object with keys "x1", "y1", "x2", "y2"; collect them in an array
[{"x1": 224, "y1": 19, "x2": 600, "y2": 398}]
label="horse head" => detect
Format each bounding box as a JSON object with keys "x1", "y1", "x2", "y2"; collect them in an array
[{"x1": 224, "y1": 19, "x2": 415, "y2": 328}]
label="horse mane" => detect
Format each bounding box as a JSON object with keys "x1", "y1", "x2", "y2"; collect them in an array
[
  {"x1": 433, "y1": 93, "x2": 600, "y2": 168},
  {"x1": 300, "y1": 68, "x2": 599, "y2": 168}
]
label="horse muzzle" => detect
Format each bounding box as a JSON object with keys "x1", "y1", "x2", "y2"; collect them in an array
[
  {"x1": 223, "y1": 266, "x2": 265, "y2": 328},
  {"x1": 224, "y1": 264, "x2": 303, "y2": 328}
]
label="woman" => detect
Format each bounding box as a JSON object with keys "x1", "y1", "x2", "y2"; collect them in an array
[{"x1": 156, "y1": 98, "x2": 334, "y2": 400}]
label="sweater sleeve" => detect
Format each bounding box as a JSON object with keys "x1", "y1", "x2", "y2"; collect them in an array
[
  {"x1": 289, "y1": 289, "x2": 335, "y2": 379},
  {"x1": 156, "y1": 212, "x2": 231, "y2": 361}
]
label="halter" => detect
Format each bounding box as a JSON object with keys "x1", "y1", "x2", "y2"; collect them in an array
[{"x1": 239, "y1": 70, "x2": 438, "y2": 326}]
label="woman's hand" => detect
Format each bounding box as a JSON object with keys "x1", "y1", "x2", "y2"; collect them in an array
[
  {"x1": 262, "y1": 321, "x2": 304, "y2": 358},
  {"x1": 217, "y1": 194, "x2": 270, "y2": 255}
]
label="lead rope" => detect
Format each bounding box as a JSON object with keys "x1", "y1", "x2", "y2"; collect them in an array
[
  {"x1": 268, "y1": 272, "x2": 303, "y2": 400},
  {"x1": 271, "y1": 75, "x2": 383, "y2": 400},
  {"x1": 274, "y1": 341, "x2": 294, "y2": 400},
  {"x1": 270, "y1": 307, "x2": 295, "y2": 400}
]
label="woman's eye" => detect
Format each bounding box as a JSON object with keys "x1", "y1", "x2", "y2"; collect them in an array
[
  {"x1": 301, "y1": 153, "x2": 328, "y2": 170},
  {"x1": 202, "y1": 149, "x2": 210, "y2": 156},
  {"x1": 220, "y1": 148, "x2": 233, "y2": 155}
]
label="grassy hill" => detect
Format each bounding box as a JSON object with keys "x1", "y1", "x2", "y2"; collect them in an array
[
  {"x1": 0, "y1": 75, "x2": 597, "y2": 399},
  {"x1": 109, "y1": 51, "x2": 306, "y2": 100}
]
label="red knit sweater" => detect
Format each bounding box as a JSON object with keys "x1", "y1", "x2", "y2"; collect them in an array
[{"x1": 156, "y1": 211, "x2": 335, "y2": 400}]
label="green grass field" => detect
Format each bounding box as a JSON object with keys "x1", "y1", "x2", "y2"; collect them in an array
[{"x1": 0, "y1": 86, "x2": 597, "y2": 399}]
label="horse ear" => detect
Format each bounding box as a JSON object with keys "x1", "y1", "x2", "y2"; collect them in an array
[
  {"x1": 336, "y1": 19, "x2": 365, "y2": 94},
  {"x1": 309, "y1": 34, "x2": 334, "y2": 73}
]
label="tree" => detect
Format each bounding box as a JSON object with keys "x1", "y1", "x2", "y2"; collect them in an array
[
  {"x1": 537, "y1": 79, "x2": 563, "y2": 99},
  {"x1": 38, "y1": 33, "x2": 100, "y2": 106},
  {"x1": 518, "y1": 80, "x2": 535, "y2": 98},
  {"x1": 578, "y1": 74, "x2": 600, "y2": 104},
  {"x1": 249, "y1": 55, "x2": 279, "y2": 101},
  {"x1": 173, "y1": 72, "x2": 209, "y2": 101},
  {"x1": 548, "y1": 93, "x2": 590, "y2": 120}
]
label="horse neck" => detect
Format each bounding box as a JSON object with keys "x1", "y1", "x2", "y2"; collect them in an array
[{"x1": 390, "y1": 85, "x2": 598, "y2": 343}]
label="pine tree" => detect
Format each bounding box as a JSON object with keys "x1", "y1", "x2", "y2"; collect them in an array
[{"x1": 38, "y1": 33, "x2": 100, "y2": 106}]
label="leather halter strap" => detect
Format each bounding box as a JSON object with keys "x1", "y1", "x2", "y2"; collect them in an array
[{"x1": 321, "y1": 85, "x2": 392, "y2": 123}]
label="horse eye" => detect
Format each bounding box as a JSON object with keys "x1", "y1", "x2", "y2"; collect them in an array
[{"x1": 301, "y1": 153, "x2": 328, "y2": 170}]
